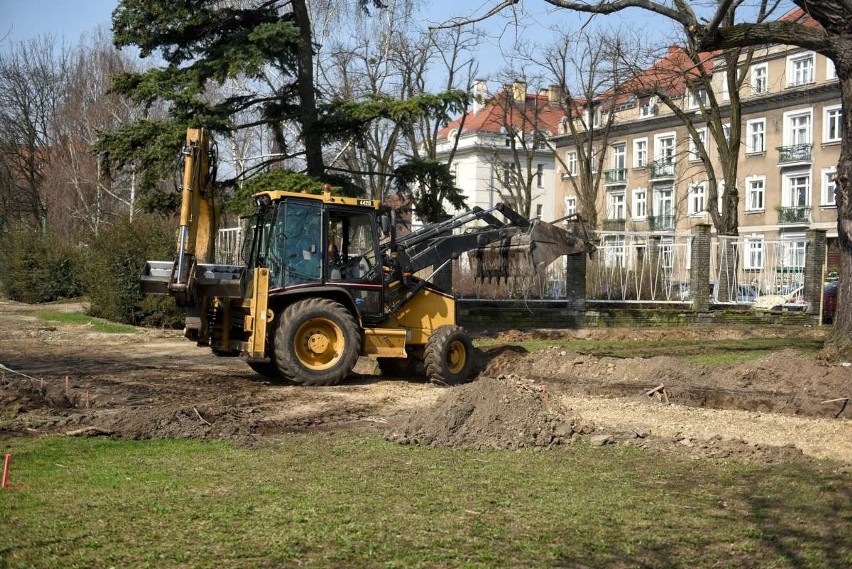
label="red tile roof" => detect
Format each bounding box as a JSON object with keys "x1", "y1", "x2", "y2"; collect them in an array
[{"x1": 439, "y1": 90, "x2": 566, "y2": 140}]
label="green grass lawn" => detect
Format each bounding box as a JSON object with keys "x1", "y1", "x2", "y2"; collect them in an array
[
  {"x1": 35, "y1": 311, "x2": 137, "y2": 334},
  {"x1": 475, "y1": 336, "x2": 826, "y2": 366},
  {"x1": 1, "y1": 435, "x2": 848, "y2": 568}
]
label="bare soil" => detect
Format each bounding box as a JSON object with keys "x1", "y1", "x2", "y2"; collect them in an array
[{"x1": 1, "y1": 300, "x2": 850, "y2": 466}]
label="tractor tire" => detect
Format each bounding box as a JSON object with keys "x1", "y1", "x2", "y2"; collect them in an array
[
  {"x1": 424, "y1": 325, "x2": 474, "y2": 386},
  {"x1": 246, "y1": 360, "x2": 279, "y2": 379},
  {"x1": 377, "y1": 356, "x2": 423, "y2": 379},
  {"x1": 274, "y1": 298, "x2": 361, "y2": 386}
]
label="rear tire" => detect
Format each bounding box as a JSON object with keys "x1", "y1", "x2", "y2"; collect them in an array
[
  {"x1": 424, "y1": 325, "x2": 474, "y2": 386},
  {"x1": 274, "y1": 298, "x2": 361, "y2": 386}
]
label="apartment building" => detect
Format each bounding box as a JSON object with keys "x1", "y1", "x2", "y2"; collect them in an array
[
  {"x1": 553, "y1": 7, "x2": 841, "y2": 274},
  {"x1": 434, "y1": 80, "x2": 565, "y2": 224}
]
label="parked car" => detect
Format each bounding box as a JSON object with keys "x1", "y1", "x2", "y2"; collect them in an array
[
  {"x1": 712, "y1": 283, "x2": 760, "y2": 304},
  {"x1": 823, "y1": 281, "x2": 839, "y2": 323},
  {"x1": 752, "y1": 286, "x2": 806, "y2": 312}
]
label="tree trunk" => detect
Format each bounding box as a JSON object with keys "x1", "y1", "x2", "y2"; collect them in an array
[
  {"x1": 826, "y1": 70, "x2": 852, "y2": 357},
  {"x1": 291, "y1": 0, "x2": 324, "y2": 178}
]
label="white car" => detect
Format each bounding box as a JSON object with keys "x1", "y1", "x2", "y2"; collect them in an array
[{"x1": 752, "y1": 286, "x2": 806, "y2": 312}]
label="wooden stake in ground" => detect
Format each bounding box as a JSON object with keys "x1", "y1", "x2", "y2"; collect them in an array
[{"x1": 2, "y1": 454, "x2": 10, "y2": 488}]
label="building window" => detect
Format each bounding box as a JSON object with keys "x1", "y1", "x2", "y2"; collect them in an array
[
  {"x1": 586, "y1": 106, "x2": 602, "y2": 128},
  {"x1": 659, "y1": 239, "x2": 675, "y2": 270},
  {"x1": 655, "y1": 133, "x2": 676, "y2": 163},
  {"x1": 565, "y1": 196, "x2": 577, "y2": 216},
  {"x1": 640, "y1": 97, "x2": 657, "y2": 118},
  {"x1": 781, "y1": 237, "x2": 807, "y2": 268},
  {"x1": 783, "y1": 171, "x2": 811, "y2": 208},
  {"x1": 824, "y1": 105, "x2": 843, "y2": 143},
  {"x1": 536, "y1": 163, "x2": 544, "y2": 188},
  {"x1": 688, "y1": 128, "x2": 707, "y2": 162},
  {"x1": 688, "y1": 183, "x2": 706, "y2": 216},
  {"x1": 746, "y1": 118, "x2": 766, "y2": 153},
  {"x1": 603, "y1": 236, "x2": 625, "y2": 268},
  {"x1": 632, "y1": 188, "x2": 647, "y2": 219},
  {"x1": 612, "y1": 143, "x2": 626, "y2": 169},
  {"x1": 534, "y1": 131, "x2": 547, "y2": 150},
  {"x1": 565, "y1": 151, "x2": 577, "y2": 176},
  {"x1": 745, "y1": 176, "x2": 765, "y2": 212},
  {"x1": 633, "y1": 138, "x2": 648, "y2": 167},
  {"x1": 785, "y1": 110, "x2": 812, "y2": 145},
  {"x1": 751, "y1": 63, "x2": 768, "y2": 94},
  {"x1": 536, "y1": 203, "x2": 543, "y2": 217},
  {"x1": 722, "y1": 123, "x2": 731, "y2": 145},
  {"x1": 827, "y1": 57, "x2": 838, "y2": 80},
  {"x1": 744, "y1": 237, "x2": 764, "y2": 269},
  {"x1": 607, "y1": 191, "x2": 625, "y2": 220},
  {"x1": 688, "y1": 87, "x2": 707, "y2": 109},
  {"x1": 822, "y1": 167, "x2": 837, "y2": 207},
  {"x1": 788, "y1": 53, "x2": 815, "y2": 86}
]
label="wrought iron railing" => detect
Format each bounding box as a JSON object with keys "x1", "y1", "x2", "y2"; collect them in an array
[
  {"x1": 777, "y1": 206, "x2": 810, "y2": 224},
  {"x1": 777, "y1": 144, "x2": 812, "y2": 164},
  {"x1": 649, "y1": 159, "x2": 675, "y2": 179},
  {"x1": 601, "y1": 218, "x2": 626, "y2": 231},
  {"x1": 648, "y1": 215, "x2": 675, "y2": 230},
  {"x1": 603, "y1": 168, "x2": 627, "y2": 184}
]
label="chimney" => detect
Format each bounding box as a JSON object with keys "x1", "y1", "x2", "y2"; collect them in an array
[
  {"x1": 472, "y1": 78, "x2": 488, "y2": 114},
  {"x1": 548, "y1": 84, "x2": 563, "y2": 104},
  {"x1": 512, "y1": 79, "x2": 526, "y2": 102}
]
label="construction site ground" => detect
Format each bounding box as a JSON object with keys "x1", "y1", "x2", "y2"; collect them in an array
[{"x1": 1, "y1": 299, "x2": 850, "y2": 467}]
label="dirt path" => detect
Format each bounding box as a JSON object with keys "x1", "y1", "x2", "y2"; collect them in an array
[{"x1": 1, "y1": 300, "x2": 850, "y2": 465}]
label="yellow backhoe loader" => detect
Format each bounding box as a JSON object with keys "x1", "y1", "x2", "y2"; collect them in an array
[{"x1": 141, "y1": 128, "x2": 592, "y2": 385}]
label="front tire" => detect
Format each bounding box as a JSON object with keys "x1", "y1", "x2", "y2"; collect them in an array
[
  {"x1": 274, "y1": 298, "x2": 361, "y2": 386},
  {"x1": 424, "y1": 325, "x2": 474, "y2": 386}
]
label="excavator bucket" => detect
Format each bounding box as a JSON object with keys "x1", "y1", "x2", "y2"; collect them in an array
[{"x1": 471, "y1": 218, "x2": 592, "y2": 282}]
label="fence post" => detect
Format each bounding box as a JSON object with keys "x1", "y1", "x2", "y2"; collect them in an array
[
  {"x1": 647, "y1": 235, "x2": 661, "y2": 298},
  {"x1": 804, "y1": 229, "x2": 826, "y2": 318},
  {"x1": 564, "y1": 218, "x2": 587, "y2": 310},
  {"x1": 690, "y1": 224, "x2": 712, "y2": 311},
  {"x1": 565, "y1": 253, "x2": 587, "y2": 310}
]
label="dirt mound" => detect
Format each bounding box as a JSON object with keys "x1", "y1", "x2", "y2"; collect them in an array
[
  {"x1": 1, "y1": 376, "x2": 74, "y2": 416},
  {"x1": 479, "y1": 345, "x2": 851, "y2": 418},
  {"x1": 385, "y1": 376, "x2": 592, "y2": 450}
]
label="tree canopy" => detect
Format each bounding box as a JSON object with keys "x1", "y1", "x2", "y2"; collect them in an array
[{"x1": 99, "y1": 0, "x2": 468, "y2": 220}]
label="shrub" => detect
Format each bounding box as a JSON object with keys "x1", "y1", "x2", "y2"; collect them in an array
[
  {"x1": 79, "y1": 216, "x2": 183, "y2": 327},
  {"x1": 0, "y1": 226, "x2": 83, "y2": 303}
]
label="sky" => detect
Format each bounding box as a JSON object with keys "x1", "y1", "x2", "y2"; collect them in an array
[
  {"x1": 2, "y1": 0, "x2": 117, "y2": 44},
  {"x1": 1, "y1": 0, "x2": 676, "y2": 77}
]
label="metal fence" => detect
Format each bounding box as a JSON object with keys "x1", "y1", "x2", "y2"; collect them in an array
[
  {"x1": 711, "y1": 235, "x2": 805, "y2": 304},
  {"x1": 215, "y1": 227, "x2": 244, "y2": 265},
  {"x1": 213, "y1": 226, "x2": 817, "y2": 305},
  {"x1": 586, "y1": 232, "x2": 692, "y2": 303}
]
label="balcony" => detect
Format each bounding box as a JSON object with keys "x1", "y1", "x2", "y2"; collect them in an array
[
  {"x1": 601, "y1": 218, "x2": 626, "y2": 231},
  {"x1": 777, "y1": 206, "x2": 811, "y2": 224},
  {"x1": 649, "y1": 159, "x2": 676, "y2": 179},
  {"x1": 777, "y1": 144, "x2": 812, "y2": 164},
  {"x1": 603, "y1": 168, "x2": 627, "y2": 185},
  {"x1": 648, "y1": 215, "x2": 675, "y2": 231}
]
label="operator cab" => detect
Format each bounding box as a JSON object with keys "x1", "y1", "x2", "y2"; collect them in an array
[{"x1": 245, "y1": 191, "x2": 384, "y2": 320}]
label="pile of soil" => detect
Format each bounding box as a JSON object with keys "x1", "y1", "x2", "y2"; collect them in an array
[
  {"x1": 0, "y1": 374, "x2": 74, "y2": 416},
  {"x1": 480, "y1": 345, "x2": 851, "y2": 418},
  {"x1": 385, "y1": 375, "x2": 593, "y2": 450}
]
